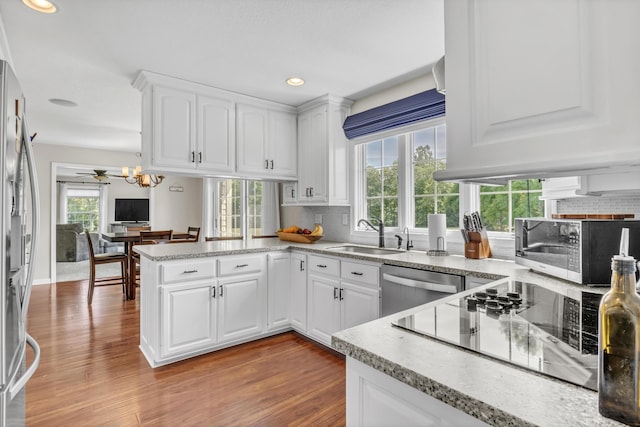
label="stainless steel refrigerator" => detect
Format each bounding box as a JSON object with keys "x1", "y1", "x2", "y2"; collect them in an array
[{"x1": 0, "y1": 60, "x2": 40, "y2": 426}]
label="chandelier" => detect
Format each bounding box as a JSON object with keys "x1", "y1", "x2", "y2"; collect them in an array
[{"x1": 121, "y1": 166, "x2": 165, "y2": 188}]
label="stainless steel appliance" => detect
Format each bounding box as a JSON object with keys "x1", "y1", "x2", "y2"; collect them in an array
[
  {"x1": 393, "y1": 279, "x2": 603, "y2": 391},
  {"x1": 380, "y1": 265, "x2": 464, "y2": 317},
  {"x1": 0, "y1": 60, "x2": 41, "y2": 426},
  {"x1": 515, "y1": 218, "x2": 640, "y2": 285}
]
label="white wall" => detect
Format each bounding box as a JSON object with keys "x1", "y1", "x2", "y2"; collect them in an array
[{"x1": 151, "y1": 176, "x2": 203, "y2": 232}]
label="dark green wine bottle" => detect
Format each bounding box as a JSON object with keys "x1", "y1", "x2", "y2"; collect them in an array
[{"x1": 598, "y1": 255, "x2": 640, "y2": 425}]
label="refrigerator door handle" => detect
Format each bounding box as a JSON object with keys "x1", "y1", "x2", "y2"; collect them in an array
[
  {"x1": 20, "y1": 117, "x2": 39, "y2": 320},
  {"x1": 8, "y1": 334, "x2": 40, "y2": 400}
]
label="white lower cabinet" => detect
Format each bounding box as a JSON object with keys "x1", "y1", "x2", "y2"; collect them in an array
[
  {"x1": 160, "y1": 281, "x2": 217, "y2": 359},
  {"x1": 267, "y1": 252, "x2": 290, "y2": 331},
  {"x1": 289, "y1": 252, "x2": 307, "y2": 332},
  {"x1": 347, "y1": 358, "x2": 490, "y2": 427},
  {"x1": 217, "y1": 274, "x2": 264, "y2": 343},
  {"x1": 307, "y1": 255, "x2": 380, "y2": 346},
  {"x1": 307, "y1": 273, "x2": 342, "y2": 345},
  {"x1": 141, "y1": 251, "x2": 380, "y2": 367}
]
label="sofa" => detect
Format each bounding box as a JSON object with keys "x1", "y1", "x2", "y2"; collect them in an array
[{"x1": 56, "y1": 223, "x2": 100, "y2": 262}]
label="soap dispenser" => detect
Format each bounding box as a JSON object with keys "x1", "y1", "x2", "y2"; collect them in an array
[{"x1": 598, "y1": 228, "x2": 640, "y2": 425}]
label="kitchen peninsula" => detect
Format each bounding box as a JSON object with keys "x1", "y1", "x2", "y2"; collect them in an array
[{"x1": 134, "y1": 238, "x2": 622, "y2": 427}]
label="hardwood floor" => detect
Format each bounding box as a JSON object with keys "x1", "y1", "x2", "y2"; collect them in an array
[{"x1": 25, "y1": 280, "x2": 346, "y2": 426}]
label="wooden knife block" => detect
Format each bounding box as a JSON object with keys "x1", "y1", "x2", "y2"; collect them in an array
[{"x1": 465, "y1": 230, "x2": 491, "y2": 259}]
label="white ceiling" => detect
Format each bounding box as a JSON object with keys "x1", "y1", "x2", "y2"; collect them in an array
[{"x1": 0, "y1": 0, "x2": 444, "y2": 153}]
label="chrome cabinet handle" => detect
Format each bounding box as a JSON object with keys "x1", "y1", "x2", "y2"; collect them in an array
[
  {"x1": 309, "y1": 187, "x2": 314, "y2": 197},
  {"x1": 198, "y1": 152, "x2": 202, "y2": 163},
  {"x1": 339, "y1": 288, "x2": 344, "y2": 301},
  {"x1": 270, "y1": 159, "x2": 274, "y2": 169},
  {"x1": 191, "y1": 151, "x2": 195, "y2": 163},
  {"x1": 212, "y1": 286, "x2": 216, "y2": 298},
  {"x1": 351, "y1": 271, "x2": 363, "y2": 276},
  {"x1": 317, "y1": 264, "x2": 327, "y2": 268},
  {"x1": 300, "y1": 260, "x2": 305, "y2": 271},
  {"x1": 333, "y1": 287, "x2": 339, "y2": 299},
  {"x1": 219, "y1": 285, "x2": 224, "y2": 297},
  {"x1": 265, "y1": 159, "x2": 269, "y2": 169},
  {"x1": 236, "y1": 263, "x2": 248, "y2": 268},
  {"x1": 183, "y1": 269, "x2": 198, "y2": 274}
]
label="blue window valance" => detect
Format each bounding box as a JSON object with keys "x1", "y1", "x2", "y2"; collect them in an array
[{"x1": 342, "y1": 89, "x2": 445, "y2": 140}]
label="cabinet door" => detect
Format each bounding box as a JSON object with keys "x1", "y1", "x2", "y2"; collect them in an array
[
  {"x1": 152, "y1": 86, "x2": 196, "y2": 169},
  {"x1": 340, "y1": 281, "x2": 379, "y2": 331},
  {"x1": 267, "y1": 253, "x2": 290, "y2": 331},
  {"x1": 197, "y1": 95, "x2": 235, "y2": 173},
  {"x1": 281, "y1": 182, "x2": 298, "y2": 205},
  {"x1": 268, "y1": 111, "x2": 297, "y2": 179},
  {"x1": 440, "y1": 1, "x2": 640, "y2": 181},
  {"x1": 307, "y1": 274, "x2": 340, "y2": 346},
  {"x1": 236, "y1": 103, "x2": 269, "y2": 177},
  {"x1": 297, "y1": 106, "x2": 328, "y2": 202},
  {"x1": 160, "y1": 282, "x2": 216, "y2": 358},
  {"x1": 217, "y1": 274, "x2": 264, "y2": 343},
  {"x1": 289, "y1": 253, "x2": 307, "y2": 332}
]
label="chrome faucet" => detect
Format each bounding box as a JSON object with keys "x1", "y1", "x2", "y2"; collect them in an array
[
  {"x1": 358, "y1": 218, "x2": 385, "y2": 248},
  {"x1": 403, "y1": 227, "x2": 413, "y2": 251}
]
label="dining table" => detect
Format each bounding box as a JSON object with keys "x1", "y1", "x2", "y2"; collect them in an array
[{"x1": 100, "y1": 230, "x2": 190, "y2": 300}]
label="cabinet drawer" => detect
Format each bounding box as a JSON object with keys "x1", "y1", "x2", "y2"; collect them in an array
[
  {"x1": 161, "y1": 259, "x2": 216, "y2": 284},
  {"x1": 341, "y1": 261, "x2": 379, "y2": 287},
  {"x1": 308, "y1": 255, "x2": 340, "y2": 277},
  {"x1": 217, "y1": 255, "x2": 263, "y2": 276}
]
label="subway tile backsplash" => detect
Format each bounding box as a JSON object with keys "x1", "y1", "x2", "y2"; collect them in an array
[{"x1": 557, "y1": 196, "x2": 640, "y2": 219}]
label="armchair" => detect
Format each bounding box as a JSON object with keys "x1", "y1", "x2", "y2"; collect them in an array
[{"x1": 56, "y1": 223, "x2": 100, "y2": 262}]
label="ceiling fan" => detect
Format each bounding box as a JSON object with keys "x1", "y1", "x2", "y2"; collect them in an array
[{"x1": 76, "y1": 169, "x2": 122, "y2": 182}]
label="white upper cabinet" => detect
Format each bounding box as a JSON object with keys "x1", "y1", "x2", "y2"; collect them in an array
[
  {"x1": 133, "y1": 71, "x2": 295, "y2": 179},
  {"x1": 293, "y1": 94, "x2": 353, "y2": 205},
  {"x1": 436, "y1": 0, "x2": 640, "y2": 182},
  {"x1": 236, "y1": 103, "x2": 297, "y2": 180},
  {"x1": 197, "y1": 95, "x2": 236, "y2": 173}
]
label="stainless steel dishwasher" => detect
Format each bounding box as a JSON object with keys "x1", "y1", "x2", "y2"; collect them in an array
[{"x1": 380, "y1": 264, "x2": 465, "y2": 316}]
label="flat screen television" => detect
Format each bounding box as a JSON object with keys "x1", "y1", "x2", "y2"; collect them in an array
[{"x1": 114, "y1": 198, "x2": 149, "y2": 222}]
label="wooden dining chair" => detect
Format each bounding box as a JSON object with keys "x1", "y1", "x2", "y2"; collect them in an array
[
  {"x1": 185, "y1": 226, "x2": 201, "y2": 241},
  {"x1": 85, "y1": 231, "x2": 127, "y2": 304},
  {"x1": 139, "y1": 230, "x2": 173, "y2": 242}
]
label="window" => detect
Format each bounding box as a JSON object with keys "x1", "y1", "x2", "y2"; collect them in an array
[
  {"x1": 217, "y1": 179, "x2": 242, "y2": 237},
  {"x1": 479, "y1": 180, "x2": 543, "y2": 232},
  {"x1": 364, "y1": 137, "x2": 399, "y2": 227},
  {"x1": 354, "y1": 121, "x2": 543, "y2": 239},
  {"x1": 211, "y1": 179, "x2": 279, "y2": 238},
  {"x1": 357, "y1": 121, "x2": 458, "y2": 231},
  {"x1": 66, "y1": 188, "x2": 100, "y2": 231}
]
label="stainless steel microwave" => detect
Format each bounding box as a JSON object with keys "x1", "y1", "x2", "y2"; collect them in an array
[{"x1": 515, "y1": 218, "x2": 640, "y2": 286}]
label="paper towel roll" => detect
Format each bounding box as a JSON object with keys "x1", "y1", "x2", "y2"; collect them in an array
[{"x1": 428, "y1": 214, "x2": 447, "y2": 252}]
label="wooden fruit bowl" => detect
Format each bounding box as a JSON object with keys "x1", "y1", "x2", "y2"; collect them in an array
[{"x1": 277, "y1": 232, "x2": 323, "y2": 243}]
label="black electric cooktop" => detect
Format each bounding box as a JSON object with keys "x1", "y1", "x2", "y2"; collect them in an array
[{"x1": 392, "y1": 279, "x2": 603, "y2": 391}]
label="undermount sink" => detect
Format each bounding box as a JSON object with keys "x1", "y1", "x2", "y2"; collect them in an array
[{"x1": 327, "y1": 245, "x2": 402, "y2": 256}]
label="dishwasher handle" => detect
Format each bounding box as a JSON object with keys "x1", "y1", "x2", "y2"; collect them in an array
[{"x1": 382, "y1": 273, "x2": 459, "y2": 294}]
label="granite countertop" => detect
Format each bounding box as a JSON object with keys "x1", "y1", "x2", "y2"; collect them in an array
[{"x1": 134, "y1": 237, "x2": 621, "y2": 426}]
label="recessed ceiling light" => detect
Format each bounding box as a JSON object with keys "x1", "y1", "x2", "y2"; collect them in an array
[
  {"x1": 49, "y1": 98, "x2": 77, "y2": 107},
  {"x1": 286, "y1": 77, "x2": 305, "y2": 86},
  {"x1": 22, "y1": 0, "x2": 57, "y2": 13}
]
